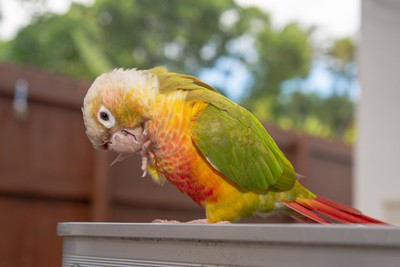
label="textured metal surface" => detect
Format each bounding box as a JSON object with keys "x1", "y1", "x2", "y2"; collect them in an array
[
  {"x1": 58, "y1": 222, "x2": 400, "y2": 246},
  {"x1": 59, "y1": 223, "x2": 400, "y2": 267},
  {"x1": 63, "y1": 254, "x2": 212, "y2": 267}
]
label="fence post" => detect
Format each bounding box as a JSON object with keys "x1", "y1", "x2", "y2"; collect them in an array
[
  {"x1": 91, "y1": 151, "x2": 110, "y2": 221},
  {"x1": 293, "y1": 134, "x2": 309, "y2": 177}
]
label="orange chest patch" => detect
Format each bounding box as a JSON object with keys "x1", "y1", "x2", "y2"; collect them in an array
[
  {"x1": 147, "y1": 98, "x2": 221, "y2": 205},
  {"x1": 151, "y1": 121, "x2": 219, "y2": 205}
]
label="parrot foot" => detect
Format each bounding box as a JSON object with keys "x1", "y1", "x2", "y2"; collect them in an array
[
  {"x1": 152, "y1": 219, "x2": 231, "y2": 224},
  {"x1": 140, "y1": 139, "x2": 152, "y2": 177},
  {"x1": 186, "y1": 219, "x2": 231, "y2": 224},
  {"x1": 152, "y1": 219, "x2": 182, "y2": 223}
]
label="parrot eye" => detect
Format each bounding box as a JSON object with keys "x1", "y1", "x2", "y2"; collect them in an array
[
  {"x1": 97, "y1": 105, "x2": 115, "y2": 129},
  {"x1": 100, "y1": 112, "x2": 109, "y2": 121}
]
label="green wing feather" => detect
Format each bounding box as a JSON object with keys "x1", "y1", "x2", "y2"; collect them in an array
[
  {"x1": 192, "y1": 99, "x2": 296, "y2": 192},
  {"x1": 151, "y1": 66, "x2": 296, "y2": 192},
  {"x1": 151, "y1": 66, "x2": 218, "y2": 93}
]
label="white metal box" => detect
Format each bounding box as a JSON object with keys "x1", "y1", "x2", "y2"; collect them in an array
[{"x1": 58, "y1": 223, "x2": 400, "y2": 267}]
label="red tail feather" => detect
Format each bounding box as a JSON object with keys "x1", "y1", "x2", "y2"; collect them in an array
[
  {"x1": 283, "y1": 202, "x2": 330, "y2": 224},
  {"x1": 315, "y1": 196, "x2": 362, "y2": 215},
  {"x1": 284, "y1": 196, "x2": 388, "y2": 225}
]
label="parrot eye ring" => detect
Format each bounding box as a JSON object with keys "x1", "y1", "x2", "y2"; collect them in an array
[{"x1": 98, "y1": 105, "x2": 115, "y2": 129}]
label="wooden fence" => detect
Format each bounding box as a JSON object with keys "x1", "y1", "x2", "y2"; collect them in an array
[{"x1": 0, "y1": 63, "x2": 353, "y2": 267}]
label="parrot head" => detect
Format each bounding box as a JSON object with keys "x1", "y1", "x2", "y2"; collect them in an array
[{"x1": 82, "y1": 68, "x2": 158, "y2": 154}]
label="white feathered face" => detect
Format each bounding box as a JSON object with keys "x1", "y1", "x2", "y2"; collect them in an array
[{"x1": 82, "y1": 68, "x2": 158, "y2": 155}]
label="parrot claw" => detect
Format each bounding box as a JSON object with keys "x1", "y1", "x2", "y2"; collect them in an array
[
  {"x1": 110, "y1": 153, "x2": 133, "y2": 166},
  {"x1": 142, "y1": 140, "x2": 152, "y2": 150}
]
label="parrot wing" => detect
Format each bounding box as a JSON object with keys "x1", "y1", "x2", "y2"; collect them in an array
[
  {"x1": 190, "y1": 91, "x2": 296, "y2": 192},
  {"x1": 151, "y1": 66, "x2": 219, "y2": 93},
  {"x1": 152, "y1": 66, "x2": 296, "y2": 192}
]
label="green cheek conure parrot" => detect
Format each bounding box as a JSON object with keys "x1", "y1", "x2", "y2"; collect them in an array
[{"x1": 82, "y1": 67, "x2": 385, "y2": 224}]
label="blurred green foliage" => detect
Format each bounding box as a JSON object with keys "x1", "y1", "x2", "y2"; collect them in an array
[
  {"x1": 0, "y1": 0, "x2": 356, "y2": 143},
  {"x1": 2, "y1": 0, "x2": 259, "y2": 78},
  {"x1": 252, "y1": 23, "x2": 313, "y2": 98}
]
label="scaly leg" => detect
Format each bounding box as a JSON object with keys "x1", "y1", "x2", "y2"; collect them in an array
[{"x1": 140, "y1": 129, "x2": 152, "y2": 177}]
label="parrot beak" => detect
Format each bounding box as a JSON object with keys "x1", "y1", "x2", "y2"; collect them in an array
[{"x1": 106, "y1": 124, "x2": 145, "y2": 156}]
